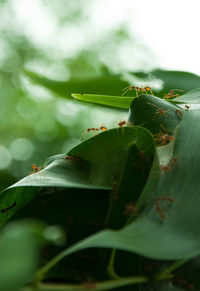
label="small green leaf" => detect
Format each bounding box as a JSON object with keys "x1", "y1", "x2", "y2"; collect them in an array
[{"x1": 72, "y1": 93, "x2": 134, "y2": 108}]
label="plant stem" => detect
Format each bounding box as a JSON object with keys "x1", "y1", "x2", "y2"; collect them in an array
[
  {"x1": 107, "y1": 249, "x2": 119, "y2": 279},
  {"x1": 154, "y1": 258, "x2": 189, "y2": 281},
  {"x1": 34, "y1": 251, "x2": 69, "y2": 285},
  {"x1": 23, "y1": 275, "x2": 149, "y2": 291}
]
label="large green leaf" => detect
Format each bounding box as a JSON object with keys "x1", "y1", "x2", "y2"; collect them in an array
[
  {"x1": 132, "y1": 70, "x2": 200, "y2": 92},
  {"x1": 68, "y1": 127, "x2": 155, "y2": 187},
  {"x1": 174, "y1": 88, "x2": 200, "y2": 104},
  {"x1": 151, "y1": 70, "x2": 200, "y2": 92},
  {"x1": 23, "y1": 70, "x2": 129, "y2": 98},
  {"x1": 24, "y1": 70, "x2": 200, "y2": 101},
  {"x1": 0, "y1": 127, "x2": 154, "y2": 228},
  {"x1": 0, "y1": 156, "x2": 106, "y2": 227}
]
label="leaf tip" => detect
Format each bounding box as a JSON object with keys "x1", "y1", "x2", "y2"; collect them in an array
[{"x1": 71, "y1": 93, "x2": 82, "y2": 99}]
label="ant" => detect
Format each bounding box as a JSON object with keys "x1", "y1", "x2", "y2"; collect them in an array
[
  {"x1": 148, "y1": 103, "x2": 169, "y2": 118},
  {"x1": 1, "y1": 200, "x2": 16, "y2": 214},
  {"x1": 124, "y1": 202, "x2": 137, "y2": 216},
  {"x1": 81, "y1": 125, "x2": 107, "y2": 140},
  {"x1": 156, "y1": 197, "x2": 174, "y2": 220},
  {"x1": 122, "y1": 85, "x2": 153, "y2": 97},
  {"x1": 86, "y1": 125, "x2": 107, "y2": 133},
  {"x1": 118, "y1": 120, "x2": 127, "y2": 127},
  {"x1": 176, "y1": 109, "x2": 183, "y2": 118},
  {"x1": 155, "y1": 133, "x2": 174, "y2": 146},
  {"x1": 185, "y1": 105, "x2": 190, "y2": 110},
  {"x1": 65, "y1": 155, "x2": 79, "y2": 161},
  {"x1": 164, "y1": 89, "x2": 183, "y2": 99},
  {"x1": 160, "y1": 157, "x2": 178, "y2": 172},
  {"x1": 29, "y1": 164, "x2": 42, "y2": 174}
]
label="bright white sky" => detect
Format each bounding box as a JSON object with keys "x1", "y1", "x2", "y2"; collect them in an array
[{"x1": 11, "y1": 0, "x2": 200, "y2": 75}]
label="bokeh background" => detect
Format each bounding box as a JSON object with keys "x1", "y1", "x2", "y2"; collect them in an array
[{"x1": 0, "y1": 0, "x2": 199, "y2": 190}]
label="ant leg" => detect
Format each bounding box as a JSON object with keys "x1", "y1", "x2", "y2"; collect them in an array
[
  {"x1": 156, "y1": 197, "x2": 174, "y2": 220},
  {"x1": 80, "y1": 130, "x2": 88, "y2": 140},
  {"x1": 122, "y1": 86, "x2": 131, "y2": 96}
]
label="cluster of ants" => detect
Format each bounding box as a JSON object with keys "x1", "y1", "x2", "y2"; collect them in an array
[
  {"x1": 80, "y1": 120, "x2": 127, "y2": 140},
  {"x1": 117, "y1": 192, "x2": 175, "y2": 221},
  {"x1": 122, "y1": 85, "x2": 184, "y2": 100},
  {"x1": 30, "y1": 84, "x2": 187, "y2": 221},
  {"x1": 112, "y1": 155, "x2": 177, "y2": 221},
  {"x1": 110, "y1": 134, "x2": 177, "y2": 220}
]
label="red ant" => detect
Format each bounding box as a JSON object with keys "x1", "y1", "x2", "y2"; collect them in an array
[
  {"x1": 29, "y1": 164, "x2": 42, "y2": 174},
  {"x1": 65, "y1": 155, "x2": 79, "y2": 161},
  {"x1": 124, "y1": 202, "x2": 137, "y2": 216},
  {"x1": 1, "y1": 200, "x2": 16, "y2": 214},
  {"x1": 81, "y1": 125, "x2": 107, "y2": 140},
  {"x1": 118, "y1": 120, "x2": 127, "y2": 127},
  {"x1": 122, "y1": 85, "x2": 153, "y2": 97},
  {"x1": 164, "y1": 89, "x2": 183, "y2": 99},
  {"x1": 156, "y1": 197, "x2": 174, "y2": 220},
  {"x1": 155, "y1": 133, "x2": 174, "y2": 145},
  {"x1": 32, "y1": 164, "x2": 42, "y2": 172},
  {"x1": 86, "y1": 125, "x2": 107, "y2": 133},
  {"x1": 160, "y1": 157, "x2": 178, "y2": 171},
  {"x1": 148, "y1": 103, "x2": 169, "y2": 118},
  {"x1": 176, "y1": 109, "x2": 183, "y2": 118}
]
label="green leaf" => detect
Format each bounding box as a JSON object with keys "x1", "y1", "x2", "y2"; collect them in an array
[
  {"x1": 128, "y1": 94, "x2": 183, "y2": 135},
  {"x1": 68, "y1": 127, "x2": 155, "y2": 187},
  {"x1": 0, "y1": 156, "x2": 107, "y2": 227},
  {"x1": 132, "y1": 70, "x2": 200, "y2": 92},
  {"x1": 0, "y1": 127, "x2": 154, "y2": 228},
  {"x1": 8, "y1": 155, "x2": 100, "y2": 190},
  {"x1": 106, "y1": 140, "x2": 155, "y2": 229},
  {"x1": 151, "y1": 70, "x2": 200, "y2": 92},
  {"x1": 174, "y1": 88, "x2": 200, "y2": 104},
  {"x1": 23, "y1": 70, "x2": 129, "y2": 98},
  {"x1": 71, "y1": 93, "x2": 134, "y2": 109}
]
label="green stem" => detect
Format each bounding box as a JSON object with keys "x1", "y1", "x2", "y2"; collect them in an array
[
  {"x1": 34, "y1": 251, "x2": 69, "y2": 285},
  {"x1": 154, "y1": 258, "x2": 189, "y2": 281},
  {"x1": 23, "y1": 275, "x2": 149, "y2": 291},
  {"x1": 107, "y1": 249, "x2": 119, "y2": 279},
  {"x1": 32, "y1": 256, "x2": 188, "y2": 290}
]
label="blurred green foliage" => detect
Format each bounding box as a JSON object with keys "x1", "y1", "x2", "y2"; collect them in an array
[{"x1": 0, "y1": 0, "x2": 133, "y2": 190}]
